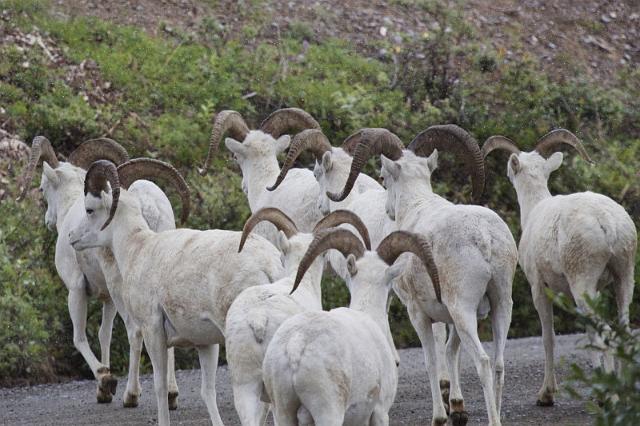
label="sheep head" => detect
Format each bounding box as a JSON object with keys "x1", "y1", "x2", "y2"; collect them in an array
[
  {"x1": 69, "y1": 158, "x2": 190, "y2": 250},
  {"x1": 200, "y1": 108, "x2": 320, "y2": 176},
  {"x1": 408, "y1": 124, "x2": 485, "y2": 203},
  {"x1": 482, "y1": 128, "x2": 593, "y2": 192},
  {"x1": 326, "y1": 128, "x2": 404, "y2": 202},
  {"x1": 268, "y1": 129, "x2": 332, "y2": 191},
  {"x1": 18, "y1": 136, "x2": 129, "y2": 230},
  {"x1": 239, "y1": 208, "x2": 371, "y2": 275}
]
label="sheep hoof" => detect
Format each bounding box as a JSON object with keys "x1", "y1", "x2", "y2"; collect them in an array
[
  {"x1": 450, "y1": 410, "x2": 469, "y2": 426},
  {"x1": 432, "y1": 416, "x2": 448, "y2": 426},
  {"x1": 96, "y1": 367, "x2": 118, "y2": 403},
  {"x1": 536, "y1": 394, "x2": 555, "y2": 407},
  {"x1": 96, "y1": 390, "x2": 113, "y2": 404},
  {"x1": 168, "y1": 391, "x2": 179, "y2": 410},
  {"x1": 123, "y1": 392, "x2": 139, "y2": 408}
]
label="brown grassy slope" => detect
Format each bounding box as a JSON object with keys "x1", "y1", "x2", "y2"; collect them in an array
[{"x1": 51, "y1": 0, "x2": 638, "y2": 85}]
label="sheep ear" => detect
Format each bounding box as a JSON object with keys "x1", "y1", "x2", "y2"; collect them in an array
[
  {"x1": 381, "y1": 155, "x2": 400, "y2": 180},
  {"x1": 322, "y1": 151, "x2": 333, "y2": 171},
  {"x1": 277, "y1": 230, "x2": 290, "y2": 253},
  {"x1": 346, "y1": 253, "x2": 358, "y2": 276},
  {"x1": 426, "y1": 149, "x2": 438, "y2": 173},
  {"x1": 275, "y1": 135, "x2": 291, "y2": 154},
  {"x1": 225, "y1": 138, "x2": 246, "y2": 155},
  {"x1": 43, "y1": 162, "x2": 59, "y2": 186},
  {"x1": 508, "y1": 154, "x2": 521, "y2": 175},
  {"x1": 384, "y1": 261, "x2": 405, "y2": 284},
  {"x1": 545, "y1": 152, "x2": 563, "y2": 174}
]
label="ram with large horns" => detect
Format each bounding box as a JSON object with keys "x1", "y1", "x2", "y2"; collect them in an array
[
  {"x1": 199, "y1": 107, "x2": 325, "y2": 242},
  {"x1": 226, "y1": 207, "x2": 371, "y2": 426},
  {"x1": 17, "y1": 136, "x2": 185, "y2": 408},
  {"x1": 267, "y1": 127, "x2": 382, "y2": 210},
  {"x1": 483, "y1": 129, "x2": 636, "y2": 408},
  {"x1": 339, "y1": 124, "x2": 517, "y2": 425},
  {"x1": 262, "y1": 227, "x2": 440, "y2": 426},
  {"x1": 68, "y1": 159, "x2": 285, "y2": 426}
]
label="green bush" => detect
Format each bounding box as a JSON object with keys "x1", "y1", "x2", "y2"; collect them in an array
[{"x1": 556, "y1": 294, "x2": 640, "y2": 425}]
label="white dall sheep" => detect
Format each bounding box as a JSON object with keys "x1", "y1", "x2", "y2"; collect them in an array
[
  {"x1": 268, "y1": 128, "x2": 453, "y2": 404},
  {"x1": 263, "y1": 227, "x2": 440, "y2": 426},
  {"x1": 482, "y1": 130, "x2": 637, "y2": 406},
  {"x1": 68, "y1": 160, "x2": 284, "y2": 426},
  {"x1": 332, "y1": 125, "x2": 518, "y2": 426},
  {"x1": 17, "y1": 137, "x2": 180, "y2": 407},
  {"x1": 225, "y1": 208, "x2": 371, "y2": 426},
  {"x1": 199, "y1": 108, "x2": 323, "y2": 242}
]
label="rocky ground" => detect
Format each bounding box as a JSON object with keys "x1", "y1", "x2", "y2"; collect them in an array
[
  {"x1": 49, "y1": 0, "x2": 638, "y2": 84},
  {"x1": 0, "y1": 334, "x2": 594, "y2": 425}
]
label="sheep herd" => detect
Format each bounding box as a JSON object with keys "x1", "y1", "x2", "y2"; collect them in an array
[{"x1": 16, "y1": 108, "x2": 637, "y2": 426}]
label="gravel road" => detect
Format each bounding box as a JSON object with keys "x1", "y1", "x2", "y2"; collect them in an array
[{"x1": 0, "y1": 334, "x2": 593, "y2": 425}]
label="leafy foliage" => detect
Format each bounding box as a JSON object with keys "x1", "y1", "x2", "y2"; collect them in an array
[{"x1": 555, "y1": 294, "x2": 640, "y2": 426}]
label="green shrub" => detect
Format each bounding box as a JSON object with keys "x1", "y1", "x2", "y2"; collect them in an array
[{"x1": 556, "y1": 294, "x2": 640, "y2": 425}]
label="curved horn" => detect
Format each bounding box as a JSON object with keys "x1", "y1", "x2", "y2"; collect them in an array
[
  {"x1": 238, "y1": 207, "x2": 298, "y2": 252},
  {"x1": 377, "y1": 230, "x2": 441, "y2": 303},
  {"x1": 84, "y1": 160, "x2": 120, "y2": 231},
  {"x1": 267, "y1": 129, "x2": 331, "y2": 191},
  {"x1": 199, "y1": 110, "x2": 250, "y2": 176},
  {"x1": 340, "y1": 129, "x2": 364, "y2": 156},
  {"x1": 116, "y1": 158, "x2": 191, "y2": 225},
  {"x1": 291, "y1": 228, "x2": 365, "y2": 294},
  {"x1": 409, "y1": 124, "x2": 485, "y2": 203},
  {"x1": 16, "y1": 136, "x2": 59, "y2": 201},
  {"x1": 312, "y1": 209, "x2": 371, "y2": 250},
  {"x1": 259, "y1": 108, "x2": 320, "y2": 138},
  {"x1": 67, "y1": 137, "x2": 129, "y2": 169},
  {"x1": 534, "y1": 129, "x2": 593, "y2": 163},
  {"x1": 481, "y1": 136, "x2": 521, "y2": 159},
  {"x1": 327, "y1": 128, "x2": 404, "y2": 202}
]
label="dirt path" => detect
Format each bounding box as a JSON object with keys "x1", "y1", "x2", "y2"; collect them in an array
[{"x1": 0, "y1": 334, "x2": 593, "y2": 425}]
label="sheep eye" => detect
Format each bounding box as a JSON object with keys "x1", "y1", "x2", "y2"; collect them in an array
[{"x1": 86, "y1": 209, "x2": 94, "y2": 215}]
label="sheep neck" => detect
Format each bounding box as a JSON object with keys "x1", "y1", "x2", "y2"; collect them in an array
[
  {"x1": 244, "y1": 156, "x2": 280, "y2": 210},
  {"x1": 394, "y1": 179, "x2": 451, "y2": 227},
  {"x1": 349, "y1": 281, "x2": 391, "y2": 339},
  {"x1": 56, "y1": 182, "x2": 84, "y2": 234},
  {"x1": 108, "y1": 195, "x2": 153, "y2": 279},
  {"x1": 514, "y1": 179, "x2": 552, "y2": 228},
  {"x1": 291, "y1": 257, "x2": 324, "y2": 310}
]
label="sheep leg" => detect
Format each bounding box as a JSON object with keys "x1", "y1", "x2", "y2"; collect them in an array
[
  {"x1": 122, "y1": 316, "x2": 143, "y2": 408},
  {"x1": 445, "y1": 326, "x2": 467, "y2": 426},
  {"x1": 370, "y1": 404, "x2": 390, "y2": 426},
  {"x1": 567, "y1": 257, "x2": 612, "y2": 373},
  {"x1": 143, "y1": 326, "x2": 170, "y2": 426},
  {"x1": 68, "y1": 287, "x2": 113, "y2": 403},
  {"x1": 453, "y1": 311, "x2": 500, "y2": 426},
  {"x1": 433, "y1": 322, "x2": 450, "y2": 407},
  {"x1": 531, "y1": 281, "x2": 556, "y2": 407},
  {"x1": 167, "y1": 348, "x2": 179, "y2": 410},
  {"x1": 611, "y1": 256, "x2": 634, "y2": 374},
  {"x1": 98, "y1": 299, "x2": 117, "y2": 367},
  {"x1": 197, "y1": 344, "x2": 224, "y2": 426},
  {"x1": 232, "y1": 378, "x2": 269, "y2": 426},
  {"x1": 409, "y1": 307, "x2": 448, "y2": 425},
  {"x1": 489, "y1": 297, "x2": 512, "y2": 416},
  {"x1": 573, "y1": 289, "x2": 615, "y2": 373}
]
